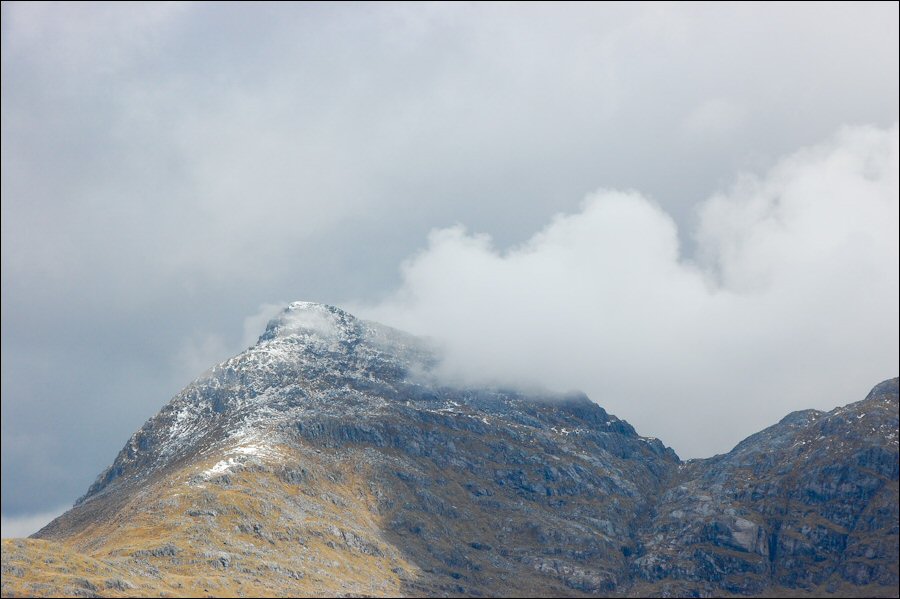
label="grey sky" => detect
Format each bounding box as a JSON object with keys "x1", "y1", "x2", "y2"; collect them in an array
[{"x1": 2, "y1": 2, "x2": 898, "y2": 533}]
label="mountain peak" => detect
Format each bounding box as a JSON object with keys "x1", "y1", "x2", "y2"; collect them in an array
[
  {"x1": 258, "y1": 301, "x2": 359, "y2": 344},
  {"x1": 285, "y1": 300, "x2": 350, "y2": 315},
  {"x1": 13, "y1": 301, "x2": 897, "y2": 597},
  {"x1": 865, "y1": 377, "x2": 900, "y2": 403}
]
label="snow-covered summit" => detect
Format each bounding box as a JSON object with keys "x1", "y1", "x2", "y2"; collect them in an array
[
  {"x1": 257, "y1": 301, "x2": 360, "y2": 345},
  {"x1": 78, "y1": 300, "x2": 674, "y2": 506},
  {"x1": 77, "y1": 301, "x2": 440, "y2": 503}
]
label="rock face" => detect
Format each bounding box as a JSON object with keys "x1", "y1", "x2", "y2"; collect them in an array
[
  {"x1": 2, "y1": 302, "x2": 897, "y2": 598},
  {"x1": 633, "y1": 377, "x2": 899, "y2": 597}
]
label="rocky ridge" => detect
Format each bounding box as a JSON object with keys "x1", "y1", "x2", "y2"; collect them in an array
[{"x1": 1, "y1": 302, "x2": 897, "y2": 597}]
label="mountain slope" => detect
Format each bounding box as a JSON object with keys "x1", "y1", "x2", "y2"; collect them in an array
[
  {"x1": 633, "y1": 378, "x2": 899, "y2": 596},
  {"x1": 2, "y1": 302, "x2": 897, "y2": 598}
]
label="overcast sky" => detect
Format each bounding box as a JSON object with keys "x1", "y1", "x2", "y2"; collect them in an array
[{"x1": 2, "y1": 2, "x2": 898, "y2": 537}]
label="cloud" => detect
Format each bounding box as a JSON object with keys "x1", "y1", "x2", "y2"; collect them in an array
[
  {"x1": 1, "y1": 506, "x2": 68, "y2": 539},
  {"x1": 357, "y1": 123, "x2": 899, "y2": 459}
]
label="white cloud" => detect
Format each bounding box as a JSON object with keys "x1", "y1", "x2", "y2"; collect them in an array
[
  {"x1": 1, "y1": 506, "x2": 68, "y2": 539},
  {"x1": 357, "y1": 123, "x2": 899, "y2": 458}
]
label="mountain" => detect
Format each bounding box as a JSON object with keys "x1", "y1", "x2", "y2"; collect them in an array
[{"x1": 2, "y1": 302, "x2": 897, "y2": 598}]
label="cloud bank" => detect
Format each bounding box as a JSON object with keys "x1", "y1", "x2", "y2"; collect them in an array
[{"x1": 358, "y1": 124, "x2": 899, "y2": 458}]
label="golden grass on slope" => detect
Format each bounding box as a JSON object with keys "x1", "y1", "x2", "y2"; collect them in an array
[
  {"x1": 2, "y1": 441, "x2": 419, "y2": 598},
  {"x1": 2, "y1": 538, "x2": 142, "y2": 598}
]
